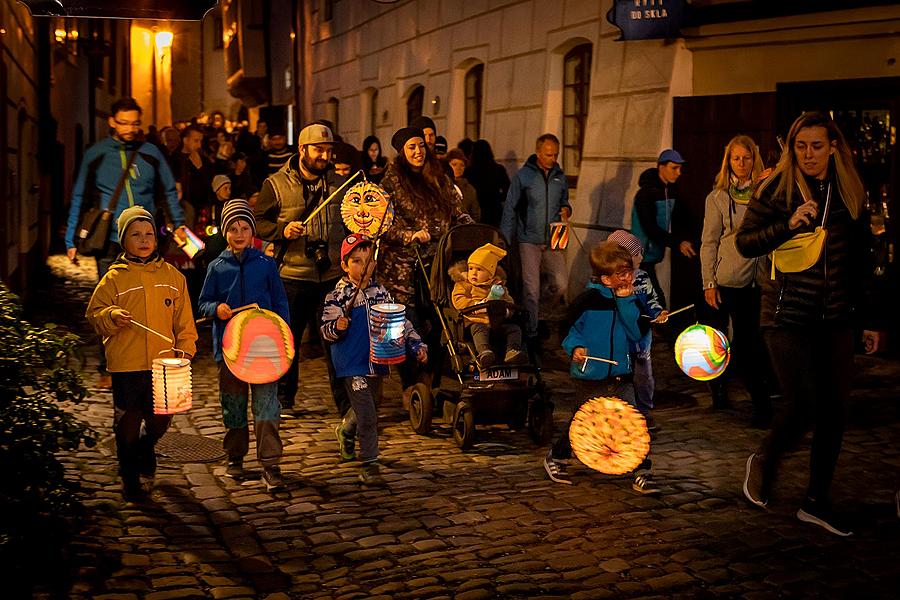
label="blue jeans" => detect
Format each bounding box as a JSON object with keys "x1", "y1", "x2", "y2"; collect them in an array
[
  {"x1": 631, "y1": 350, "x2": 654, "y2": 414},
  {"x1": 340, "y1": 376, "x2": 383, "y2": 463},
  {"x1": 218, "y1": 362, "x2": 282, "y2": 466},
  {"x1": 518, "y1": 242, "x2": 567, "y2": 338}
]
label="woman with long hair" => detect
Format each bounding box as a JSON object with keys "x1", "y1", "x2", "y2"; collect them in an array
[
  {"x1": 700, "y1": 135, "x2": 773, "y2": 425},
  {"x1": 378, "y1": 127, "x2": 470, "y2": 391},
  {"x1": 465, "y1": 139, "x2": 510, "y2": 227},
  {"x1": 736, "y1": 112, "x2": 871, "y2": 536},
  {"x1": 361, "y1": 135, "x2": 387, "y2": 184}
]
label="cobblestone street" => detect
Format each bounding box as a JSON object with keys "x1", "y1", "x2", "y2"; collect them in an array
[{"x1": 35, "y1": 255, "x2": 900, "y2": 599}]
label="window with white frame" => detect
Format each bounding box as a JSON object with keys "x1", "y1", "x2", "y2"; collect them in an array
[{"x1": 563, "y1": 43, "x2": 591, "y2": 183}]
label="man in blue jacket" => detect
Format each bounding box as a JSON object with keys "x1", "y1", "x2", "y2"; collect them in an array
[{"x1": 501, "y1": 133, "x2": 571, "y2": 346}]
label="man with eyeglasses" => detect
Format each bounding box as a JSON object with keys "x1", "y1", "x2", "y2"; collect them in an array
[{"x1": 65, "y1": 97, "x2": 185, "y2": 387}]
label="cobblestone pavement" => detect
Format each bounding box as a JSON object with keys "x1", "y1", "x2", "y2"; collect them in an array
[{"x1": 32, "y1": 256, "x2": 900, "y2": 599}]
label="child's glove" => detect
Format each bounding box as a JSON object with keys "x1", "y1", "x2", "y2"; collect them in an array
[
  {"x1": 110, "y1": 308, "x2": 132, "y2": 328},
  {"x1": 488, "y1": 284, "x2": 505, "y2": 300}
]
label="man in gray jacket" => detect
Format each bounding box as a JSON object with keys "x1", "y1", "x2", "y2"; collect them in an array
[{"x1": 255, "y1": 123, "x2": 346, "y2": 412}]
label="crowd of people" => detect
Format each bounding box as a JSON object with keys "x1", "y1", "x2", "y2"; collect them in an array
[{"x1": 67, "y1": 96, "x2": 883, "y2": 537}]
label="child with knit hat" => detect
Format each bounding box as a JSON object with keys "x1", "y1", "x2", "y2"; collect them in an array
[
  {"x1": 85, "y1": 206, "x2": 198, "y2": 501},
  {"x1": 450, "y1": 243, "x2": 525, "y2": 367},
  {"x1": 198, "y1": 199, "x2": 291, "y2": 491}
]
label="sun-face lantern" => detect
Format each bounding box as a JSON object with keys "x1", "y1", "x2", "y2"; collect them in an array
[
  {"x1": 674, "y1": 324, "x2": 730, "y2": 381},
  {"x1": 341, "y1": 181, "x2": 394, "y2": 236},
  {"x1": 152, "y1": 357, "x2": 193, "y2": 414},
  {"x1": 369, "y1": 303, "x2": 406, "y2": 365},
  {"x1": 569, "y1": 396, "x2": 650, "y2": 475},
  {"x1": 222, "y1": 308, "x2": 295, "y2": 384}
]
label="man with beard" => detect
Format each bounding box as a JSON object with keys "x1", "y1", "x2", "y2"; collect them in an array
[{"x1": 255, "y1": 123, "x2": 348, "y2": 415}]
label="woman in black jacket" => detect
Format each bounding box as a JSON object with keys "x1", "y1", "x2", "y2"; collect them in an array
[{"x1": 736, "y1": 112, "x2": 870, "y2": 537}]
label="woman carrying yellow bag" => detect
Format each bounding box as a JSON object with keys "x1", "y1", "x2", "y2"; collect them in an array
[{"x1": 735, "y1": 112, "x2": 875, "y2": 537}]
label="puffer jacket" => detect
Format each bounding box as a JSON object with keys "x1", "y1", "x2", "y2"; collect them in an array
[
  {"x1": 700, "y1": 188, "x2": 763, "y2": 289},
  {"x1": 254, "y1": 156, "x2": 345, "y2": 282},
  {"x1": 631, "y1": 167, "x2": 677, "y2": 264},
  {"x1": 735, "y1": 172, "x2": 863, "y2": 328},
  {"x1": 448, "y1": 261, "x2": 513, "y2": 325},
  {"x1": 501, "y1": 155, "x2": 570, "y2": 245},
  {"x1": 86, "y1": 254, "x2": 197, "y2": 372}
]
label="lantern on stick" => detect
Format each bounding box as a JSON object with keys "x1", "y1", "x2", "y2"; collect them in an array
[
  {"x1": 152, "y1": 357, "x2": 193, "y2": 415},
  {"x1": 369, "y1": 303, "x2": 406, "y2": 365},
  {"x1": 674, "y1": 323, "x2": 730, "y2": 381},
  {"x1": 341, "y1": 181, "x2": 394, "y2": 237},
  {"x1": 222, "y1": 307, "x2": 295, "y2": 384},
  {"x1": 569, "y1": 396, "x2": 650, "y2": 475}
]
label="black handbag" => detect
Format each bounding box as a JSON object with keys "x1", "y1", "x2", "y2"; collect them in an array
[{"x1": 75, "y1": 150, "x2": 138, "y2": 257}]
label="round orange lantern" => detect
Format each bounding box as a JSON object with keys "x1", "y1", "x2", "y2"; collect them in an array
[
  {"x1": 222, "y1": 308, "x2": 295, "y2": 384},
  {"x1": 569, "y1": 396, "x2": 651, "y2": 475}
]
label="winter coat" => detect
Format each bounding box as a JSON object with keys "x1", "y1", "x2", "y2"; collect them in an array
[
  {"x1": 448, "y1": 261, "x2": 513, "y2": 325},
  {"x1": 454, "y1": 177, "x2": 481, "y2": 223},
  {"x1": 465, "y1": 162, "x2": 510, "y2": 227},
  {"x1": 198, "y1": 246, "x2": 291, "y2": 362},
  {"x1": 735, "y1": 172, "x2": 863, "y2": 328},
  {"x1": 501, "y1": 155, "x2": 570, "y2": 245},
  {"x1": 321, "y1": 277, "x2": 424, "y2": 378},
  {"x1": 561, "y1": 281, "x2": 641, "y2": 381},
  {"x1": 631, "y1": 167, "x2": 678, "y2": 264},
  {"x1": 632, "y1": 269, "x2": 664, "y2": 356},
  {"x1": 65, "y1": 137, "x2": 184, "y2": 249},
  {"x1": 254, "y1": 155, "x2": 345, "y2": 282},
  {"x1": 86, "y1": 254, "x2": 197, "y2": 372},
  {"x1": 700, "y1": 188, "x2": 763, "y2": 289}
]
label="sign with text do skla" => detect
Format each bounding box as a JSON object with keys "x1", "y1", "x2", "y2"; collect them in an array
[{"x1": 606, "y1": 0, "x2": 685, "y2": 41}]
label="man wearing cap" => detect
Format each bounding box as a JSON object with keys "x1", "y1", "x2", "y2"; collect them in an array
[
  {"x1": 410, "y1": 116, "x2": 437, "y2": 153},
  {"x1": 630, "y1": 148, "x2": 697, "y2": 308},
  {"x1": 255, "y1": 122, "x2": 347, "y2": 413}
]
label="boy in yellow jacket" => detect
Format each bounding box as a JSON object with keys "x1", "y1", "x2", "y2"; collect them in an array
[{"x1": 86, "y1": 206, "x2": 198, "y2": 501}]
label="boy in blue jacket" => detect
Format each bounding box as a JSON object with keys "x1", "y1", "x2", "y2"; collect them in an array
[
  {"x1": 544, "y1": 241, "x2": 659, "y2": 494},
  {"x1": 199, "y1": 200, "x2": 290, "y2": 491},
  {"x1": 322, "y1": 234, "x2": 427, "y2": 485}
]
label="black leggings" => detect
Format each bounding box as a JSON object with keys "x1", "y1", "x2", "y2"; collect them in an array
[{"x1": 760, "y1": 326, "x2": 853, "y2": 501}]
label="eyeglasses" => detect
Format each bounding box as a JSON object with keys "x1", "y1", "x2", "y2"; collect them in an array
[{"x1": 114, "y1": 120, "x2": 142, "y2": 129}]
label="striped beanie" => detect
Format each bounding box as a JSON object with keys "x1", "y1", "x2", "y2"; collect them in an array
[
  {"x1": 607, "y1": 229, "x2": 643, "y2": 258},
  {"x1": 220, "y1": 199, "x2": 256, "y2": 236}
]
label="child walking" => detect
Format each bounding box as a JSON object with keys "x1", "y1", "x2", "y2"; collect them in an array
[
  {"x1": 86, "y1": 206, "x2": 198, "y2": 501},
  {"x1": 322, "y1": 234, "x2": 427, "y2": 484},
  {"x1": 450, "y1": 243, "x2": 526, "y2": 367},
  {"x1": 198, "y1": 199, "x2": 290, "y2": 491},
  {"x1": 607, "y1": 230, "x2": 668, "y2": 430},
  {"x1": 543, "y1": 241, "x2": 660, "y2": 494}
]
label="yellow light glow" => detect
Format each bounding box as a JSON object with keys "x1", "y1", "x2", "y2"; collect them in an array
[
  {"x1": 54, "y1": 28, "x2": 66, "y2": 42},
  {"x1": 0, "y1": 28, "x2": 7, "y2": 35},
  {"x1": 155, "y1": 31, "x2": 173, "y2": 49},
  {"x1": 68, "y1": 29, "x2": 78, "y2": 40}
]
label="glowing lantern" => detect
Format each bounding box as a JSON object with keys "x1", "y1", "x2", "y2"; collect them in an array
[
  {"x1": 369, "y1": 303, "x2": 406, "y2": 365},
  {"x1": 222, "y1": 308, "x2": 295, "y2": 384},
  {"x1": 152, "y1": 357, "x2": 192, "y2": 414},
  {"x1": 569, "y1": 396, "x2": 650, "y2": 475},
  {"x1": 674, "y1": 324, "x2": 730, "y2": 381},
  {"x1": 341, "y1": 182, "x2": 394, "y2": 236}
]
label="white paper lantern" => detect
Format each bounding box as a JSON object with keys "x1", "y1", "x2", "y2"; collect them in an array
[{"x1": 152, "y1": 357, "x2": 192, "y2": 415}]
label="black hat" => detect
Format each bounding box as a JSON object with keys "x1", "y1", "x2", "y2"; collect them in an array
[
  {"x1": 391, "y1": 127, "x2": 425, "y2": 153},
  {"x1": 410, "y1": 116, "x2": 436, "y2": 133},
  {"x1": 434, "y1": 136, "x2": 448, "y2": 154}
]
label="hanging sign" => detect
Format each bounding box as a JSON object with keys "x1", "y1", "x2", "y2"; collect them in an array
[
  {"x1": 21, "y1": 0, "x2": 218, "y2": 20},
  {"x1": 606, "y1": 0, "x2": 685, "y2": 41}
]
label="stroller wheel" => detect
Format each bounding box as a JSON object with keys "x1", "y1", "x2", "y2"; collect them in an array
[
  {"x1": 452, "y1": 401, "x2": 476, "y2": 451},
  {"x1": 408, "y1": 383, "x2": 433, "y2": 434},
  {"x1": 528, "y1": 398, "x2": 554, "y2": 445}
]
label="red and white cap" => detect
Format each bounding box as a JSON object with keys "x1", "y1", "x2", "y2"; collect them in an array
[{"x1": 340, "y1": 234, "x2": 373, "y2": 262}]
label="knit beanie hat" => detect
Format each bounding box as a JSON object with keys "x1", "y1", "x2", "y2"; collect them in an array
[
  {"x1": 410, "y1": 115, "x2": 436, "y2": 133},
  {"x1": 220, "y1": 199, "x2": 256, "y2": 236},
  {"x1": 468, "y1": 243, "x2": 506, "y2": 278},
  {"x1": 117, "y1": 205, "x2": 155, "y2": 239},
  {"x1": 607, "y1": 230, "x2": 644, "y2": 258},
  {"x1": 212, "y1": 174, "x2": 231, "y2": 194},
  {"x1": 391, "y1": 127, "x2": 425, "y2": 153}
]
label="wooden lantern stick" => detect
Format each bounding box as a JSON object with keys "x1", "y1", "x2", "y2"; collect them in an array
[
  {"x1": 230, "y1": 303, "x2": 260, "y2": 315},
  {"x1": 580, "y1": 355, "x2": 619, "y2": 373},
  {"x1": 301, "y1": 171, "x2": 361, "y2": 227},
  {"x1": 130, "y1": 319, "x2": 174, "y2": 345},
  {"x1": 640, "y1": 303, "x2": 695, "y2": 319}
]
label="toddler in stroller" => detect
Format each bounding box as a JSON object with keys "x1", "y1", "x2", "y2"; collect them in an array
[{"x1": 449, "y1": 243, "x2": 527, "y2": 368}]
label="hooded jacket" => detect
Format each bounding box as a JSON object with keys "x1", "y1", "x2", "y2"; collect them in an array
[
  {"x1": 86, "y1": 254, "x2": 197, "y2": 372},
  {"x1": 561, "y1": 281, "x2": 641, "y2": 381},
  {"x1": 65, "y1": 137, "x2": 184, "y2": 249},
  {"x1": 501, "y1": 155, "x2": 570, "y2": 245},
  {"x1": 198, "y1": 246, "x2": 291, "y2": 362},
  {"x1": 700, "y1": 188, "x2": 763, "y2": 289},
  {"x1": 448, "y1": 260, "x2": 513, "y2": 325},
  {"x1": 630, "y1": 167, "x2": 677, "y2": 264}
]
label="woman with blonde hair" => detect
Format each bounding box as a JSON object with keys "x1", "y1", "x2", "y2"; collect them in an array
[
  {"x1": 700, "y1": 135, "x2": 772, "y2": 426},
  {"x1": 736, "y1": 112, "x2": 872, "y2": 537}
]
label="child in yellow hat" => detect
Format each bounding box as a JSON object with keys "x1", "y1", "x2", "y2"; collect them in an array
[{"x1": 450, "y1": 243, "x2": 525, "y2": 367}]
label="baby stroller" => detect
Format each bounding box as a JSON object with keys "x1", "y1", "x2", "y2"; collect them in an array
[{"x1": 406, "y1": 223, "x2": 554, "y2": 450}]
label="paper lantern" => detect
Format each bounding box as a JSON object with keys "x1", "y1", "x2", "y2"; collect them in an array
[
  {"x1": 222, "y1": 308, "x2": 295, "y2": 384},
  {"x1": 674, "y1": 323, "x2": 730, "y2": 381},
  {"x1": 569, "y1": 396, "x2": 650, "y2": 475},
  {"x1": 341, "y1": 182, "x2": 394, "y2": 236},
  {"x1": 152, "y1": 357, "x2": 192, "y2": 415},
  {"x1": 550, "y1": 222, "x2": 569, "y2": 250},
  {"x1": 369, "y1": 303, "x2": 406, "y2": 365}
]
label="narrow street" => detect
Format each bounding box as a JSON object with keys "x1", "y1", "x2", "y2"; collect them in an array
[{"x1": 36, "y1": 255, "x2": 900, "y2": 599}]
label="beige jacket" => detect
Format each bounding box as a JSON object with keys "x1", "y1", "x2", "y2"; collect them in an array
[{"x1": 449, "y1": 260, "x2": 512, "y2": 325}]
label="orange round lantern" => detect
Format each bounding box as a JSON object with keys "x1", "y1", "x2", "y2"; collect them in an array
[
  {"x1": 569, "y1": 396, "x2": 651, "y2": 475},
  {"x1": 222, "y1": 308, "x2": 295, "y2": 384}
]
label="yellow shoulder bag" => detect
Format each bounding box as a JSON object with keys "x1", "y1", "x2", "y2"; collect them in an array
[{"x1": 770, "y1": 183, "x2": 831, "y2": 279}]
